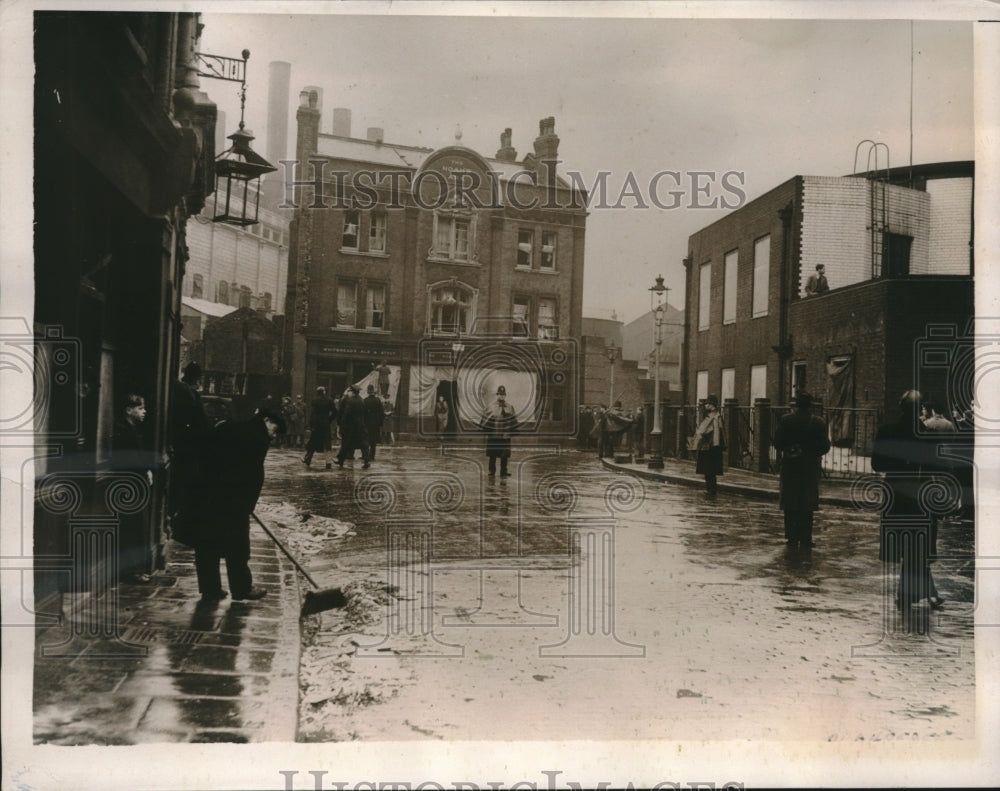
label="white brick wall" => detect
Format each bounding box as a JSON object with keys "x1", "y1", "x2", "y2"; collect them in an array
[
  {"x1": 800, "y1": 176, "x2": 940, "y2": 292},
  {"x1": 184, "y1": 214, "x2": 288, "y2": 312},
  {"x1": 926, "y1": 177, "x2": 973, "y2": 275},
  {"x1": 800, "y1": 176, "x2": 869, "y2": 292}
]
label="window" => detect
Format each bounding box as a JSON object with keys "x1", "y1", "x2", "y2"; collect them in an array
[
  {"x1": 723, "y1": 250, "x2": 737, "y2": 324},
  {"x1": 752, "y1": 235, "x2": 770, "y2": 318},
  {"x1": 366, "y1": 284, "x2": 386, "y2": 329},
  {"x1": 791, "y1": 361, "x2": 807, "y2": 400},
  {"x1": 721, "y1": 368, "x2": 735, "y2": 402},
  {"x1": 262, "y1": 292, "x2": 272, "y2": 313},
  {"x1": 537, "y1": 297, "x2": 558, "y2": 340},
  {"x1": 513, "y1": 295, "x2": 531, "y2": 336},
  {"x1": 517, "y1": 229, "x2": 534, "y2": 268},
  {"x1": 342, "y1": 210, "x2": 360, "y2": 249},
  {"x1": 696, "y1": 370, "x2": 709, "y2": 403},
  {"x1": 192, "y1": 274, "x2": 203, "y2": 299},
  {"x1": 337, "y1": 281, "x2": 358, "y2": 327},
  {"x1": 217, "y1": 280, "x2": 229, "y2": 304},
  {"x1": 369, "y1": 212, "x2": 387, "y2": 253},
  {"x1": 882, "y1": 232, "x2": 912, "y2": 278},
  {"x1": 698, "y1": 263, "x2": 711, "y2": 330},
  {"x1": 749, "y1": 364, "x2": 767, "y2": 403},
  {"x1": 540, "y1": 231, "x2": 557, "y2": 270},
  {"x1": 430, "y1": 284, "x2": 474, "y2": 335},
  {"x1": 238, "y1": 285, "x2": 252, "y2": 309},
  {"x1": 433, "y1": 213, "x2": 475, "y2": 262}
]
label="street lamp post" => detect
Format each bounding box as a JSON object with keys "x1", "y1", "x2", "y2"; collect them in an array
[
  {"x1": 647, "y1": 275, "x2": 668, "y2": 470},
  {"x1": 606, "y1": 340, "x2": 619, "y2": 406}
]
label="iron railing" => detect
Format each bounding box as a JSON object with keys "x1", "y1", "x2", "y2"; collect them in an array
[{"x1": 665, "y1": 403, "x2": 881, "y2": 479}]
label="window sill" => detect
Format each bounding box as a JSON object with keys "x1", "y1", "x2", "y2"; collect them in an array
[
  {"x1": 427, "y1": 256, "x2": 479, "y2": 267},
  {"x1": 339, "y1": 248, "x2": 390, "y2": 259},
  {"x1": 329, "y1": 326, "x2": 392, "y2": 334},
  {"x1": 515, "y1": 266, "x2": 559, "y2": 275}
]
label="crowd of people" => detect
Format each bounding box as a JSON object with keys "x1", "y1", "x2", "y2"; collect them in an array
[
  {"x1": 578, "y1": 403, "x2": 645, "y2": 459},
  {"x1": 113, "y1": 357, "x2": 972, "y2": 616}
]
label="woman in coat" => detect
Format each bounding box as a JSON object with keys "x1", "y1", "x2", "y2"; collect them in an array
[
  {"x1": 772, "y1": 391, "x2": 831, "y2": 548},
  {"x1": 694, "y1": 395, "x2": 725, "y2": 494}
]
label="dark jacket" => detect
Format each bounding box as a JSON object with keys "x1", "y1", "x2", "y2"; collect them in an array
[
  {"x1": 363, "y1": 393, "x2": 385, "y2": 437},
  {"x1": 308, "y1": 395, "x2": 337, "y2": 441},
  {"x1": 338, "y1": 393, "x2": 369, "y2": 441},
  {"x1": 480, "y1": 401, "x2": 517, "y2": 457},
  {"x1": 773, "y1": 410, "x2": 831, "y2": 511},
  {"x1": 872, "y1": 409, "x2": 950, "y2": 516},
  {"x1": 200, "y1": 416, "x2": 272, "y2": 534},
  {"x1": 170, "y1": 379, "x2": 209, "y2": 454}
]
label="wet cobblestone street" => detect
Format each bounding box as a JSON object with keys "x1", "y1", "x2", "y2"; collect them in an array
[{"x1": 262, "y1": 444, "x2": 977, "y2": 743}]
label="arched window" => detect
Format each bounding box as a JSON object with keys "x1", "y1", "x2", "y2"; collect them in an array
[
  {"x1": 217, "y1": 280, "x2": 229, "y2": 304},
  {"x1": 191, "y1": 273, "x2": 203, "y2": 299},
  {"x1": 428, "y1": 281, "x2": 476, "y2": 336}
]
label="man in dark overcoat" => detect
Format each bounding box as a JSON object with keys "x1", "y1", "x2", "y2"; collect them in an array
[
  {"x1": 363, "y1": 384, "x2": 385, "y2": 461},
  {"x1": 303, "y1": 386, "x2": 337, "y2": 469},
  {"x1": 169, "y1": 362, "x2": 209, "y2": 533},
  {"x1": 772, "y1": 391, "x2": 831, "y2": 548},
  {"x1": 872, "y1": 390, "x2": 947, "y2": 611},
  {"x1": 194, "y1": 409, "x2": 284, "y2": 601},
  {"x1": 480, "y1": 385, "x2": 518, "y2": 476},
  {"x1": 335, "y1": 384, "x2": 370, "y2": 468}
]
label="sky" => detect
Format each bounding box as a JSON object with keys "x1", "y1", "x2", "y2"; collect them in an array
[{"x1": 199, "y1": 10, "x2": 976, "y2": 324}]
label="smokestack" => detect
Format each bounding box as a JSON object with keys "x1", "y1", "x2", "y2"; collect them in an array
[
  {"x1": 332, "y1": 107, "x2": 352, "y2": 137},
  {"x1": 366, "y1": 127, "x2": 384, "y2": 145},
  {"x1": 265, "y1": 61, "x2": 291, "y2": 166}
]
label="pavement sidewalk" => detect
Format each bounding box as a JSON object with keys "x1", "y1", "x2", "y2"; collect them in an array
[
  {"x1": 32, "y1": 522, "x2": 302, "y2": 744},
  {"x1": 601, "y1": 453, "x2": 860, "y2": 506}
]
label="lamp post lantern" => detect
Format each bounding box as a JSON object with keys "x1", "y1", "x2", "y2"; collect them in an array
[
  {"x1": 647, "y1": 275, "x2": 668, "y2": 470},
  {"x1": 195, "y1": 48, "x2": 277, "y2": 226},
  {"x1": 606, "y1": 340, "x2": 620, "y2": 405}
]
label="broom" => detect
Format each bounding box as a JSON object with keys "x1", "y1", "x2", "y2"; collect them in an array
[{"x1": 251, "y1": 511, "x2": 348, "y2": 616}]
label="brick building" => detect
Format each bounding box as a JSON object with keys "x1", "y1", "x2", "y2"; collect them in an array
[
  {"x1": 284, "y1": 93, "x2": 587, "y2": 438},
  {"x1": 683, "y1": 162, "x2": 974, "y2": 418}
]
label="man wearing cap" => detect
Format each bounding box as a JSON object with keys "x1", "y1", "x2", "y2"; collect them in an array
[
  {"x1": 805, "y1": 264, "x2": 830, "y2": 297},
  {"x1": 773, "y1": 391, "x2": 831, "y2": 549},
  {"x1": 480, "y1": 385, "x2": 518, "y2": 477},
  {"x1": 335, "y1": 384, "x2": 371, "y2": 468}
]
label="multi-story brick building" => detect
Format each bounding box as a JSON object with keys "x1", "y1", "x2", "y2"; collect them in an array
[
  {"x1": 284, "y1": 91, "x2": 587, "y2": 438},
  {"x1": 683, "y1": 162, "x2": 974, "y2": 418}
]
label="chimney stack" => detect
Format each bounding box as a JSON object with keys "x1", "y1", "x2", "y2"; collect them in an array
[
  {"x1": 332, "y1": 107, "x2": 352, "y2": 137},
  {"x1": 366, "y1": 127, "x2": 384, "y2": 145},
  {"x1": 532, "y1": 116, "x2": 560, "y2": 186},
  {"x1": 495, "y1": 127, "x2": 517, "y2": 162},
  {"x1": 303, "y1": 85, "x2": 324, "y2": 112}
]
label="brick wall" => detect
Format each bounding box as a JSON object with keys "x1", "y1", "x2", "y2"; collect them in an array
[
  {"x1": 789, "y1": 277, "x2": 973, "y2": 414},
  {"x1": 685, "y1": 177, "x2": 797, "y2": 405}
]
